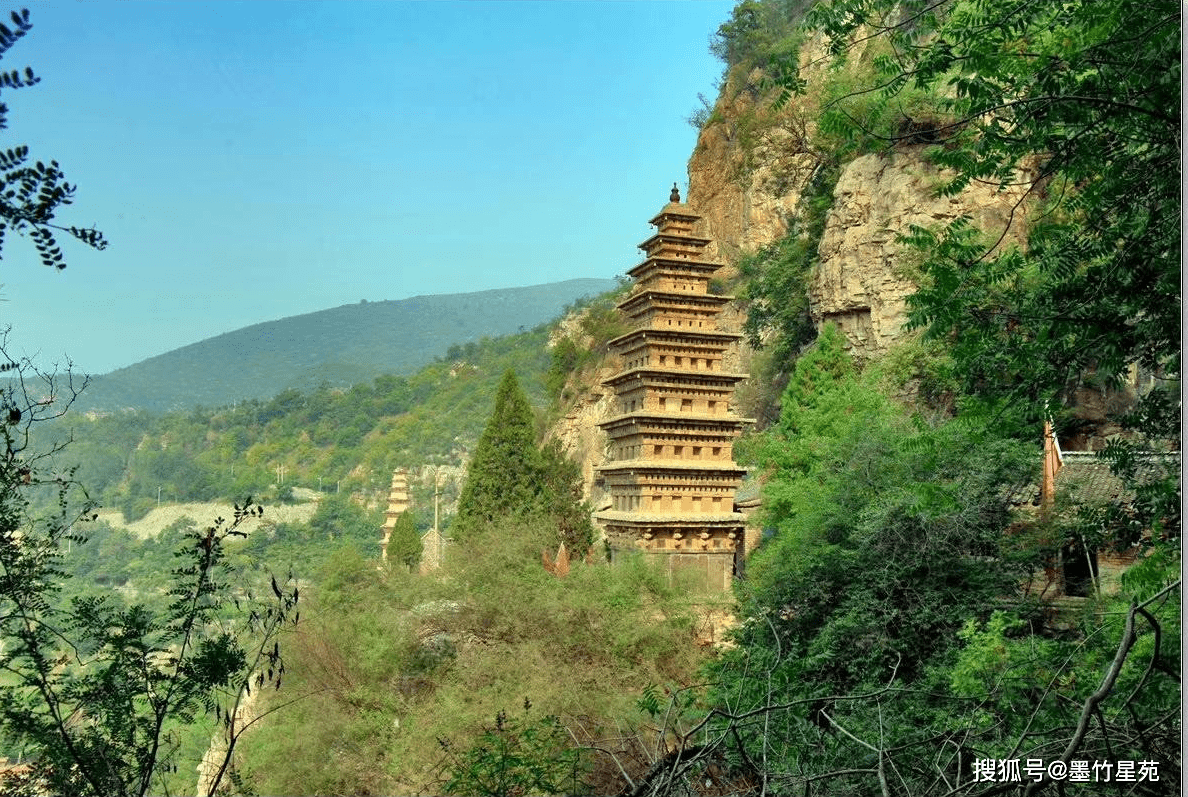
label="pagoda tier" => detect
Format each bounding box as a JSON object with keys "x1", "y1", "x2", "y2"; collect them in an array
[
  {"x1": 627, "y1": 258, "x2": 722, "y2": 294},
  {"x1": 605, "y1": 369, "x2": 748, "y2": 419},
  {"x1": 610, "y1": 327, "x2": 742, "y2": 374},
  {"x1": 600, "y1": 413, "x2": 746, "y2": 467},
  {"x1": 617, "y1": 290, "x2": 732, "y2": 331},
  {"x1": 599, "y1": 462, "x2": 748, "y2": 517},
  {"x1": 595, "y1": 188, "x2": 749, "y2": 591}
]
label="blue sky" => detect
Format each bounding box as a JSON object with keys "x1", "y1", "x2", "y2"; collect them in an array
[{"x1": 1, "y1": 1, "x2": 733, "y2": 374}]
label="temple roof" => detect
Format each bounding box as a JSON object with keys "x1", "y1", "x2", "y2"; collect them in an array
[
  {"x1": 637, "y1": 230, "x2": 712, "y2": 251},
  {"x1": 1054, "y1": 451, "x2": 1179, "y2": 507},
  {"x1": 599, "y1": 410, "x2": 752, "y2": 428},
  {"x1": 602, "y1": 367, "x2": 749, "y2": 386},
  {"x1": 627, "y1": 256, "x2": 723, "y2": 278},
  {"x1": 609, "y1": 327, "x2": 743, "y2": 348},
  {"x1": 618, "y1": 288, "x2": 733, "y2": 305},
  {"x1": 594, "y1": 510, "x2": 747, "y2": 525},
  {"x1": 648, "y1": 203, "x2": 701, "y2": 226},
  {"x1": 596, "y1": 460, "x2": 749, "y2": 477}
]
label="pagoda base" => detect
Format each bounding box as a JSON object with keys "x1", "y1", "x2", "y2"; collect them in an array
[{"x1": 597, "y1": 514, "x2": 745, "y2": 592}]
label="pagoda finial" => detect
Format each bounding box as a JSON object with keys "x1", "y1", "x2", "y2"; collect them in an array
[{"x1": 670, "y1": 183, "x2": 680, "y2": 203}]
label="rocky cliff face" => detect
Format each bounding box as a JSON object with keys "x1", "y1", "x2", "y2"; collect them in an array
[
  {"x1": 686, "y1": 42, "x2": 1029, "y2": 359},
  {"x1": 550, "y1": 31, "x2": 1032, "y2": 490},
  {"x1": 809, "y1": 152, "x2": 1028, "y2": 357}
]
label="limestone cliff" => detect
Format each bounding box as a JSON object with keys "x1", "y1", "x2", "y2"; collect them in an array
[
  {"x1": 685, "y1": 35, "x2": 1028, "y2": 359},
  {"x1": 808, "y1": 152, "x2": 1027, "y2": 357},
  {"x1": 549, "y1": 29, "x2": 1032, "y2": 492}
]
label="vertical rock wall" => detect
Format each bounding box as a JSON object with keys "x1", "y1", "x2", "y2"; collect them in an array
[
  {"x1": 811, "y1": 153, "x2": 1029, "y2": 357},
  {"x1": 553, "y1": 31, "x2": 1032, "y2": 495}
]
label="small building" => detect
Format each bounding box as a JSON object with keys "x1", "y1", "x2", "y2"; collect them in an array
[
  {"x1": 594, "y1": 188, "x2": 751, "y2": 591},
  {"x1": 1037, "y1": 422, "x2": 1178, "y2": 597}
]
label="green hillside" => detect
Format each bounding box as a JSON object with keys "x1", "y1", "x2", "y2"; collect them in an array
[
  {"x1": 67, "y1": 278, "x2": 614, "y2": 413},
  {"x1": 43, "y1": 323, "x2": 566, "y2": 527}
]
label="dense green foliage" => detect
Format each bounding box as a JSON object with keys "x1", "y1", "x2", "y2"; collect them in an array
[
  {"x1": 453, "y1": 371, "x2": 546, "y2": 538},
  {"x1": 454, "y1": 370, "x2": 594, "y2": 553},
  {"x1": 630, "y1": 328, "x2": 1179, "y2": 796},
  {"x1": 710, "y1": 0, "x2": 813, "y2": 73},
  {"x1": 0, "y1": 360, "x2": 296, "y2": 797},
  {"x1": 736, "y1": 327, "x2": 1034, "y2": 688},
  {"x1": 239, "y1": 522, "x2": 708, "y2": 795},
  {"x1": 438, "y1": 705, "x2": 586, "y2": 796},
  {"x1": 307, "y1": 491, "x2": 385, "y2": 556},
  {"x1": 387, "y1": 509, "x2": 422, "y2": 570}
]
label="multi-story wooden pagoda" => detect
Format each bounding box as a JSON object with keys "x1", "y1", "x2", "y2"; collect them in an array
[{"x1": 594, "y1": 186, "x2": 750, "y2": 591}]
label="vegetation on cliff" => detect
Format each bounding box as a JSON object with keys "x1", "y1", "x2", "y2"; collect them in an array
[{"x1": 630, "y1": 1, "x2": 1181, "y2": 794}]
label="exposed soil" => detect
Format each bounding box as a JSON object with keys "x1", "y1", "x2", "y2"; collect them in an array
[{"x1": 95, "y1": 500, "x2": 320, "y2": 540}]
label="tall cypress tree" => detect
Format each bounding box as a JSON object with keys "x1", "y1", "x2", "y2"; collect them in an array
[
  {"x1": 388, "y1": 511, "x2": 422, "y2": 571},
  {"x1": 452, "y1": 370, "x2": 545, "y2": 539}
]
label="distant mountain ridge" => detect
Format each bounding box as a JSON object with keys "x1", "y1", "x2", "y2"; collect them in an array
[{"x1": 72, "y1": 278, "x2": 615, "y2": 413}]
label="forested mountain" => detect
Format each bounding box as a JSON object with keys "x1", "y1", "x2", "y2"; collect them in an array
[
  {"x1": 63, "y1": 278, "x2": 614, "y2": 413},
  {"x1": 40, "y1": 320, "x2": 565, "y2": 525}
]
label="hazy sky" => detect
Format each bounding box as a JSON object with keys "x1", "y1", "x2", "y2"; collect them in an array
[{"x1": 1, "y1": 1, "x2": 733, "y2": 374}]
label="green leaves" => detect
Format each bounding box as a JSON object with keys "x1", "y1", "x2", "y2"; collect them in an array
[
  {"x1": 387, "y1": 510, "x2": 422, "y2": 570},
  {"x1": 438, "y1": 706, "x2": 587, "y2": 796},
  {"x1": 185, "y1": 634, "x2": 247, "y2": 690},
  {"x1": 453, "y1": 370, "x2": 592, "y2": 552},
  {"x1": 0, "y1": 9, "x2": 107, "y2": 266},
  {"x1": 453, "y1": 370, "x2": 544, "y2": 540},
  {"x1": 0, "y1": 366, "x2": 299, "y2": 797},
  {"x1": 736, "y1": 328, "x2": 1034, "y2": 691}
]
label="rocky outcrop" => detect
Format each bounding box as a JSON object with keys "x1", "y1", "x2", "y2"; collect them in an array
[
  {"x1": 686, "y1": 35, "x2": 837, "y2": 274},
  {"x1": 550, "y1": 363, "x2": 617, "y2": 507},
  {"x1": 686, "y1": 36, "x2": 1029, "y2": 360},
  {"x1": 552, "y1": 32, "x2": 1033, "y2": 491},
  {"x1": 811, "y1": 152, "x2": 1028, "y2": 357}
]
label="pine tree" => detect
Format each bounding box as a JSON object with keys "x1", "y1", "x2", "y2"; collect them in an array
[
  {"x1": 387, "y1": 511, "x2": 422, "y2": 570},
  {"x1": 452, "y1": 370, "x2": 545, "y2": 539},
  {"x1": 539, "y1": 438, "x2": 595, "y2": 555}
]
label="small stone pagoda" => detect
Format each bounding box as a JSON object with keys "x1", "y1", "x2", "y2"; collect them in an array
[
  {"x1": 594, "y1": 186, "x2": 750, "y2": 591},
  {"x1": 379, "y1": 468, "x2": 409, "y2": 564}
]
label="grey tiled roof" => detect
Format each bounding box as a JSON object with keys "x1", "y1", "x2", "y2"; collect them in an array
[{"x1": 1055, "y1": 451, "x2": 1180, "y2": 506}]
